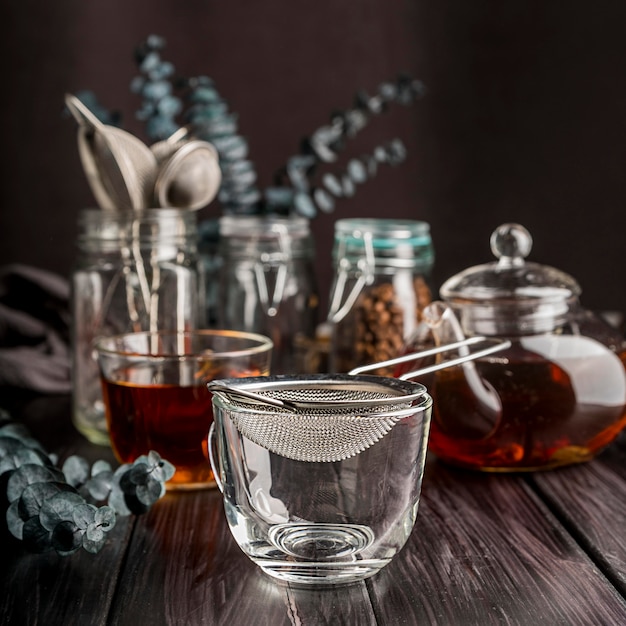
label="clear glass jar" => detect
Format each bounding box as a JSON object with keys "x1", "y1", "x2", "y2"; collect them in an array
[
  {"x1": 71, "y1": 208, "x2": 205, "y2": 445},
  {"x1": 216, "y1": 215, "x2": 319, "y2": 375},
  {"x1": 328, "y1": 218, "x2": 434, "y2": 374},
  {"x1": 198, "y1": 217, "x2": 222, "y2": 326}
]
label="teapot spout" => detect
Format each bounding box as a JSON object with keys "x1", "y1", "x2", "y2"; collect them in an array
[{"x1": 417, "y1": 301, "x2": 503, "y2": 439}]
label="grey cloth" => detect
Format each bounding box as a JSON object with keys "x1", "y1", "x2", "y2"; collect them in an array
[{"x1": 0, "y1": 264, "x2": 71, "y2": 393}]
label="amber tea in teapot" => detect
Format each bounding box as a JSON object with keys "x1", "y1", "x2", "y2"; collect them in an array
[
  {"x1": 396, "y1": 224, "x2": 626, "y2": 472},
  {"x1": 418, "y1": 334, "x2": 626, "y2": 471}
]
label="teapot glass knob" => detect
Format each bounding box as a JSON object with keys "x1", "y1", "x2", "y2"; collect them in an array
[{"x1": 490, "y1": 223, "x2": 532, "y2": 267}]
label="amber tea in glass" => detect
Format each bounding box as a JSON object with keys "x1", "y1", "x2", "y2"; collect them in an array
[{"x1": 95, "y1": 330, "x2": 273, "y2": 490}]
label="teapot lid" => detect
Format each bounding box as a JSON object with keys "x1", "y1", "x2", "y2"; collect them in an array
[{"x1": 440, "y1": 223, "x2": 581, "y2": 305}]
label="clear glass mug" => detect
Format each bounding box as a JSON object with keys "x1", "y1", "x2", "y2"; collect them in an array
[
  {"x1": 208, "y1": 374, "x2": 433, "y2": 585},
  {"x1": 95, "y1": 330, "x2": 273, "y2": 491}
]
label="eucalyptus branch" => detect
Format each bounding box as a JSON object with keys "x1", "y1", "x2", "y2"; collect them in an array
[
  {"x1": 264, "y1": 74, "x2": 426, "y2": 218},
  {"x1": 74, "y1": 35, "x2": 426, "y2": 223},
  {"x1": 1, "y1": 417, "x2": 174, "y2": 556}
]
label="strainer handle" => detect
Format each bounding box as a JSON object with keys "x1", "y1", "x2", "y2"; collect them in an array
[
  {"x1": 208, "y1": 422, "x2": 224, "y2": 494},
  {"x1": 208, "y1": 382, "x2": 301, "y2": 410},
  {"x1": 348, "y1": 336, "x2": 511, "y2": 379}
]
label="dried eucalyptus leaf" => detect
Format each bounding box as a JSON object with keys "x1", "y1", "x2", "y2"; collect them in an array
[
  {"x1": 94, "y1": 505, "x2": 116, "y2": 531},
  {"x1": 62, "y1": 455, "x2": 91, "y2": 487},
  {"x1": 0, "y1": 423, "x2": 33, "y2": 441},
  {"x1": 386, "y1": 139, "x2": 407, "y2": 165},
  {"x1": 127, "y1": 463, "x2": 150, "y2": 487},
  {"x1": 347, "y1": 159, "x2": 367, "y2": 184},
  {"x1": 185, "y1": 101, "x2": 228, "y2": 122},
  {"x1": 374, "y1": 145, "x2": 389, "y2": 163},
  {"x1": 221, "y1": 159, "x2": 255, "y2": 177},
  {"x1": 85, "y1": 472, "x2": 114, "y2": 501},
  {"x1": 0, "y1": 436, "x2": 24, "y2": 457},
  {"x1": 22, "y1": 516, "x2": 52, "y2": 553},
  {"x1": 188, "y1": 85, "x2": 221, "y2": 104},
  {"x1": 141, "y1": 451, "x2": 174, "y2": 481},
  {"x1": 322, "y1": 172, "x2": 343, "y2": 197},
  {"x1": 361, "y1": 154, "x2": 378, "y2": 177},
  {"x1": 223, "y1": 168, "x2": 258, "y2": 192},
  {"x1": 341, "y1": 175, "x2": 356, "y2": 198},
  {"x1": 39, "y1": 491, "x2": 85, "y2": 531},
  {"x1": 307, "y1": 137, "x2": 336, "y2": 164},
  {"x1": 86, "y1": 523, "x2": 104, "y2": 543},
  {"x1": 82, "y1": 535, "x2": 106, "y2": 554},
  {"x1": 153, "y1": 458, "x2": 175, "y2": 483},
  {"x1": 198, "y1": 116, "x2": 238, "y2": 137},
  {"x1": 18, "y1": 449, "x2": 47, "y2": 466},
  {"x1": 211, "y1": 135, "x2": 248, "y2": 161},
  {"x1": 51, "y1": 520, "x2": 83, "y2": 555},
  {"x1": 264, "y1": 186, "x2": 295, "y2": 209},
  {"x1": 136, "y1": 477, "x2": 164, "y2": 506},
  {"x1": 223, "y1": 187, "x2": 261, "y2": 206},
  {"x1": 0, "y1": 454, "x2": 22, "y2": 476},
  {"x1": 107, "y1": 486, "x2": 132, "y2": 517},
  {"x1": 72, "y1": 502, "x2": 97, "y2": 530},
  {"x1": 7, "y1": 464, "x2": 65, "y2": 502},
  {"x1": 18, "y1": 482, "x2": 75, "y2": 519},
  {"x1": 378, "y1": 82, "x2": 398, "y2": 101},
  {"x1": 313, "y1": 188, "x2": 335, "y2": 214},
  {"x1": 342, "y1": 110, "x2": 367, "y2": 137},
  {"x1": 124, "y1": 493, "x2": 149, "y2": 515},
  {"x1": 134, "y1": 453, "x2": 150, "y2": 466},
  {"x1": 6, "y1": 500, "x2": 25, "y2": 539},
  {"x1": 91, "y1": 460, "x2": 113, "y2": 476},
  {"x1": 113, "y1": 463, "x2": 132, "y2": 479},
  {"x1": 293, "y1": 192, "x2": 317, "y2": 219}
]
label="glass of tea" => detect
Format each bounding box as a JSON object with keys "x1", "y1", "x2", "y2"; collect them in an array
[{"x1": 94, "y1": 330, "x2": 273, "y2": 490}]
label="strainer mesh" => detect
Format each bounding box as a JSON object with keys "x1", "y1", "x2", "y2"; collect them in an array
[{"x1": 213, "y1": 378, "x2": 427, "y2": 463}]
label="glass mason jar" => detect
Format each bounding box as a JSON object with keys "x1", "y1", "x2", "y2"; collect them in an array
[
  {"x1": 328, "y1": 218, "x2": 434, "y2": 374},
  {"x1": 71, "y1": 208, "x2": 205, "y2": 445},
  {"x1": 197, "y1": 217, "x2": 222, "y2": 327},
  {"x1": 216, "y1": 215, "x2": 319, "y2": 375}
]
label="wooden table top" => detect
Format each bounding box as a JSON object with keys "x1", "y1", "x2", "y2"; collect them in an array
[{"x1": 1, "y1": 388, "x2": 625, "y2": 626}]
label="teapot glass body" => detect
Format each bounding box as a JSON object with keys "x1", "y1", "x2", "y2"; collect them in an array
[{"x1": 397, "y1": 224, "x2": 626, "y2": 471}]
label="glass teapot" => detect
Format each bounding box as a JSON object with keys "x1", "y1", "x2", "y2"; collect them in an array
[{"x1": 396, "y1": 223, "x2": 626, "y2": 472}]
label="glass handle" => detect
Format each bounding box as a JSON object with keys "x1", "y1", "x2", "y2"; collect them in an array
[{"x1": 207, "y1": 422, "x2": 224, "y2": 493}]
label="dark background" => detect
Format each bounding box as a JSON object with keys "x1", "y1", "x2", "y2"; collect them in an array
[{"x1": 1, "y1": 1, "x2": 626, "y2": 317}]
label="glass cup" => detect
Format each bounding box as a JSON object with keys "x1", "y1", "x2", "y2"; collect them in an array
[
  {"x1": 95, "y1": 330, "x2": 273, "y2": 491},
  {"x1": 208, "y1": 374, "x2": 433, "y2": 585}
]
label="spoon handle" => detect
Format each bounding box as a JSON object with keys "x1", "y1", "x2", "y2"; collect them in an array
[{"x1": 65, "y1": 93, "x2": 104, "y2": 132}]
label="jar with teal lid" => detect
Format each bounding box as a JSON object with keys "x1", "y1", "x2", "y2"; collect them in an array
[{"x1": 327, "y1": 218, "x2": 434, "y2": 374}]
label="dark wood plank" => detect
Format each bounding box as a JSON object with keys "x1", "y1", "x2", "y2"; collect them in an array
[
  {"x1": 108, "y1": 488, "x2": 377, "y2": 625},
  {"x1": 283, "y1": 585, "x2": 377, "y2": 626},
  {"x1": 530, "y1": 432, "x2": 626, "y2": 596},
  {"x1": 367, "y1": 458, "x2": 626, "y2": 625}
]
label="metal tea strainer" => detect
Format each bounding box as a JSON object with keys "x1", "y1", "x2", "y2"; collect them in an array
[{"x1": 208, "y1": 336, "x2": 510, "y2": 463}]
